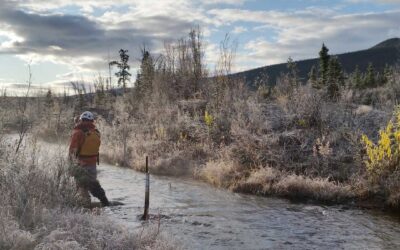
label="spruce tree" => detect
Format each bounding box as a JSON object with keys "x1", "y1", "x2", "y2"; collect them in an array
[
  {"x1": 135, "y1": 49, "x2": 155, "y2": 100},
  {"x1": 364, "y1": 63, "x2": 376, "y2": 88},
  {"x1": 353, "y1": 65, "x2": 363, "y2": 89},
  {"x1": 382, "y1": 64, "x2": 392, "y2": 85},
  {"x1": 319, "y1": 43, "x2": 330, "y2": 86},
  {"x1": 110, "y1": 49, "x2": 131, "y2": 91},
  {"x1": 327, "y1": 59, "x2": 339, "y2": 100},
  {"x1": 327, "y1": 80, "x2": 340, "y2": 100},
  {"x1": 328, "y1": 57, "x2": 345, "y2": 86},
  {"x1": 287, "y1": 57, "x2": 299, "y2": 90},
  {"x1": 325, "y1": 57, "x2": 344, "y2": 100}
]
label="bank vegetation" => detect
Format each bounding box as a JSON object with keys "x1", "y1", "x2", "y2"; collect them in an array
[{"x1": 1, "y1": 28, "x2": 400, "y2": 213}]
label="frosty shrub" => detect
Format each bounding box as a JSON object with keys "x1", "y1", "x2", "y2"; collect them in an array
[{"x1": 0, "y1": 135, "x2": 179, "y2": 249}]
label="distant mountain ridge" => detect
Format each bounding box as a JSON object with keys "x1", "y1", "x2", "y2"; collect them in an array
[
  {"x1": 371, "y1": 38, "x2": 400, "y2": 50},
  {"x1": 232, "y1": 38, "x2": 400, "y2": 87}
]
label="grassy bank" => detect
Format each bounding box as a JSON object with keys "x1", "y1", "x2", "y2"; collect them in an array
[
  {"x1": 0, "y1": 135, "x2": 179, "y2": 250},
  {"x1": 94, "y1": 82, "x2": 399, "y2": 211}
]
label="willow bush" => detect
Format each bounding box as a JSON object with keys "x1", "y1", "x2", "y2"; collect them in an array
[{"x1": 361, "y1": 106, "x2": 400, "y2": 181}]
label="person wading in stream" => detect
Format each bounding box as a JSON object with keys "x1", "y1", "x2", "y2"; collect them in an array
[{"x1": 69, "y1": 111, "x2": 110, "y2": 207}]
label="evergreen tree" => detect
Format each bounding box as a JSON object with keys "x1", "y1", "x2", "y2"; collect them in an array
[
  {"x1": 328, "y1": 57, "x2": 345, "y2": 86},
  {"x1": 382, "y1": 64, "x2": 392, "y2": 85},
  {"x1": 110, "y1": 49, "x2": 131, "y2": 91},
  {"x1": 364, "y1": 63, "x2": 376, "y2": 88},
  {"x1": 135, "y1": 49, "x2": 155, "y2": 100},
  {"x1": 352, "y1": 65, "x2": 363, "y2": 89},
  {"x1": 325, "y1": 57, "x2": 344, "y2": 100},
  {"x1": 286, "y1": 57, "x2": 299, "y2": 90},
  {"x1": 319, "y1": 43, "x2": 330, "y2": 86},
  {"x1": 326, "y1": 63, "x2": 339, "y2": 100},
  {"x1": 327, "y1": 80, "x2": 340, "y2": 100}
]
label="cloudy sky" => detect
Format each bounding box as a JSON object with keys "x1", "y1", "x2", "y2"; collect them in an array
[{"x1": 0, "y1": 0, "x2": 399, "y2": 94}]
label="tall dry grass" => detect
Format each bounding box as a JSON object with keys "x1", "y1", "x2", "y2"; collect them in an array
[{"x1": 0, "y1": 134, "x2": 179, "y2": 249}]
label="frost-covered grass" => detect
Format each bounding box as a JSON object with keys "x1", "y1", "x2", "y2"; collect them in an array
[
  {"x1": 197, "y1": 159, "x2": 354, "y2": 204},
  {"x1": 0, "y1": 135, "x2": 179, "y2": 250}
]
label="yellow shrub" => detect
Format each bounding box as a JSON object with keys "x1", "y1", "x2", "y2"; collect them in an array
[
  {"x1": 297, "y1": 119, "x2": 307, "y2": 128},
  {"x1": 361, "y1": 107, "x2": 400, "y2": 180},
  {"x1": 204, "y1": 111, "x2": 214, "y2": 128}
]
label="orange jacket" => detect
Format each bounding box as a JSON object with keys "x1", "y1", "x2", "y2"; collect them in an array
[{"x1": 69, "y1": 121, "x2": 99, "y2": 166}]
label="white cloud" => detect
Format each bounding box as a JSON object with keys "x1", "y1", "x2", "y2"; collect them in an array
[
  {"x1": 232, "y1": 26, "x2": 247, "y2": 34},
  {"x1": 207, "y1": 8, "x2": 400, "y2": 69},
  {"x1": 208, "y1": 8, "x2": 317, "y2": 27}
]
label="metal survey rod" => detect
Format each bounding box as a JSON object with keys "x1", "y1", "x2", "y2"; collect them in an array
[{"x1": 141, "y1": 156, "x2": 150, "y2": 220}]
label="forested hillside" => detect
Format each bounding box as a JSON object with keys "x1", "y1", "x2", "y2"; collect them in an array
[{"x1": 233, "y1": 38, "x2": 400, "y2": 87}]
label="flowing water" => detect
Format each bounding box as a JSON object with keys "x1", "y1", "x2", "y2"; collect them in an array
[{"x1": 97, "y1": 164, "x2": 400, "y2": 250}]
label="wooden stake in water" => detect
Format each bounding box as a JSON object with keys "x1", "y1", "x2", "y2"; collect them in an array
[{"x1": 141, "y1": 156, "x2": 150, "y2": 220}]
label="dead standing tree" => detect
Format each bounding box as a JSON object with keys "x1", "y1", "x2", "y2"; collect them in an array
[
  {"x1": 15, "y1": 64, "x2": 33, "y2": 153},
  {"x1": 158, "y1": 27, "x2": 206, "y2": 100},
  {"x1": 70, "y1": 81, "x2": 88, "y2": 116}
]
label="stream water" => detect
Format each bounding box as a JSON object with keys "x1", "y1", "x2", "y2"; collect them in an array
[{"x1": 96, "y1": 164, "x2": 400, "y2": 250}]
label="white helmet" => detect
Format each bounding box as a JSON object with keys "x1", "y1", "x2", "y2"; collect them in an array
[{"x1": 80, "y1": 111, "x2": 94, "y2": 121}]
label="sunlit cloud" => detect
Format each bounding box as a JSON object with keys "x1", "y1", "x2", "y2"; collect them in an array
[{"x1": 232, "y1": 26, "x2": 247, "y2": 34}]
